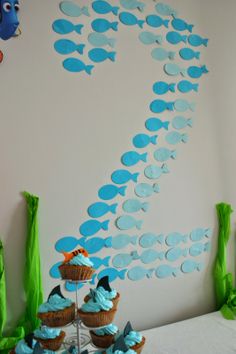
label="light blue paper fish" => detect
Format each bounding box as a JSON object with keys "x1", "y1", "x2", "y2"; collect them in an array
[
  {"x1": 80, "y1": 219, "x2": 110, "y2": 237},
  {"x1": 132, "y1": 249, "x2": 165, "y2": 264},
  {"x1": 88, "y1": 32, "x2": 116, "y2": 48},
  {"x1": 63, "y1": 58, "x2": 94, "y2": 75},
  {"x1": 154, "y1": 147, "x2": 177, "y2": 162},
  {"x1": 90, "y1": 256, "x2": 111, "y2": 269},
  {"x1": 177, "y1": 80, "x2": 199, "y2": 93},
  {"x1": 111, "y1": 170, "x2": 139, "y2": 184},
  {"x1": 135, "y1": 183, "x2": 160, "y2": 198},
  {"x1": 112, "y1": 252, "x2": 137, "y2": 268},
  {"x1": 139, "y1": 233, "x2": 164, "y2": 248},
  {"x1": 164, "y1": 63, "x2": 186, "y2": 76},
  {"x1": 122, "y1": 199, "x2": 149, "y2": 213},
  {"x1": 88, "y1": 48, "x2": 116, "y2": 63},
  {"x1": 119, "y1": 12, "x2": 145, "y2": 28},
  {"x1": 146, "y1": 14, "x2": 169, "y2": 28},
  {"x1": 187, "y1": 65, "x2": 209, "y2": 79},
  {"x1": 98, "y1": 184, "x2": 127, "y2": 200},
  {"x1": 55, "y1": 236, "x2": 79, "y2": 252},
  {"x1": 188, "y1": 34, "x2": 208, "y2": 47},
  {"x1": 151, "y1": 48, "x2": 175, "y2": 61},
  {"x1": 190, "y1": 228, "x2": 212, "y2": 242},
  {"x1": 166, "y1": 31, "x2": 187, "y2": 44},
  {"x1": 165, "y1": 131, "x2": 188, "y2": 145},
  {"x1": 92, "y1": 1, "x2": 119, "y2": 15},
  {"x1": 171, "y1": 18, "x2": 194, "y2": 32},
  {"x1": 174, "y1": 99, "x2": 196, "y2": 112},
  {"x1": 139, "y1": 31, "x2": 163, "y2": 45},
  {"x1": 60, "y1": 1, "x2": 90, "y2": 17},
  {"x1": 179, "y1": 48, "x2": 200, "y2": 60},
  {"x1": 155, "y1": 3, "x2": 177, "y2": 17},
  {"x1": 54, "y1": 39, "x2": 85, "y2": 55},
  {"x1": 52, "y1": 19, "x2": 84, "y2": 34},
  {"x1": 91, "y1": 18, "x2": 118, "y2": 32},
  {"x1": 88, "y1": 202, "x2": 118, "y2": 218},
  {"x1": 166, "y1": 232, "x2": 188, "y2": 246},
  {"x1": 97, "y1": 267, "x2": 127, "y2": 282},
  {"x1": 127, "y1": 266, "x2": 154, "y2": 281},
  {"x1": 144, "y1": 164, "x2": 169, "y2": 179},
  {"x1": 181, "y1": 260, "x2": 203, "y2": 273},
  {"x1": 133, "y1": 133, "x2": 157, "y2": 148},
  {"x1": 145, "y1": 118, "x2": 169, "y2": 132},
  {"x1": 121, "y1": 151, "x2": 147, "y2": 166},
  {"x1": 172, "y1": 116, "x2": 193, "y2": 130},
  {"x1": 50, "y1": 261, "x2": 63, "y2": 278},
  {"x1": 156, "y1": 265, "x2": 179, "y2": 278},
  {"x1": 165, "y1": 247, "x2": 188, "y2": 262},
  {"x1": 189, "y1": 242, "x2": 211, "y2": 257},
  {"x1": 77, "y1": 236, "x2": 112, "y2": 254},
  {"x1": 116, "y1": 215, "x2": 143, "y2": 230},
  {"x1": 111, "y1": 234, "x2": 138, "y2": 249},
  {"x1": 150, "y1": 99, "x2": 174, "y2": 113},
  {"x1": 120, "y1": 0, "x2": 145, "y2": 12},
  {"x1": 153, "y1": 81, "x2": 176, "y2": 95}
]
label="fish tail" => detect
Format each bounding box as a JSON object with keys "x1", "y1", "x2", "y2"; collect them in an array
[
  {"x1": 105, "y1": 236, "x2": 113, "y2": 248},
  {"x1": 157, "y1": 234, "x2": 164, "y2": 244},
  {"x1": 108, "y1": 37, "x2": 116, "y2": 48},
  {"x1": 188, "y1": 24, "x2": 194, "y2": 32},
  {"x1": 110, "y1": 203, "x2": 118, "y2": 214},
  {"x1": 82, "y1": 6, "x2": 90, "y2": 16},
  {"x1": 163, "y1": 19, "x2": 169, "y2": 28},
  {"x1": 163, "y1": 121, "x2": 170, "y2": 130},
  {"x1": 153, "y1": 183, "x2": 160, "y2": 193},
  {"x1": 108, "y1": 51, "x2": 116, "y2": 62},
  {"x1": 111, "y1": 21, "x2": 119, "y2": 31},
  {"x1": 147, "y1": 268, "x2": 154, "y2": 278},
  {"x1": 112, "y1": 6, "x2": 119, "y2": 15},
  {"x1": 162, "y1": 163, "x2": 169, "y2": 174},
  {"x1": 131, "y1": 235, "x2": 138, "y2": 245},
  {"x1": 195, "y1": 51, "x2": 200, "y2": 59},
  {"x1": 173, "y1": 268, "x2": 179, "y2": 277},
  {"x1": 77, "y1": 238, "x2": 84, "y2": 247},
  {"x1": 75, "y1": 24, "x2": 83, "y2": 34},
  {"x1": 119, "y1": 186, "x2": 127, "y2": 196},
  {"x1": 169, "y1": 83, "x2": 176, "y2": 93},
  {"x1": 150, "y1": 135, "x2": 158, "y2": 145},
  {"x1": 131, "y1": 250, "x2": 140, "y2": 260},
  {"x1": 142, "y1": 202, "x2": 149, "y2": 212},
  {"x1": 141, "y1": 152, "x2": 148, "y2": 162},
  {"x1": 205, "y1": 241, "x2": 211, "y2": 252},
  {"x1": 90, "y1": 274, "x2": 97, "y2": 285},
  {"x1": 136, "y1": 220, "x2": 143, "y2": 230},
  {"x1": 103, "y1": 256, "x2": 111, "y2": 266},
  {"x1": 167, "y1": 102, "x2": 174, "y2": 111},
  {"x1": 156, "y1": 35, "x2": 163, "y2": 44},
  {"x1": 205, "y1": 228, "x2": 212, "y2": 238},
  {"x1": 197, "y1": 263, "x2": 204, "y2": 271},
  {"x1": 190, "y1": 102, "x2": 196, "y2": 111},
  {"x1": 131, "y1": 172, "x2": 139, "y2": 182},
  {"x1": 182, "y1": 134, "x2": 188, "y2": 143},
  {"x1": 119, "y1": 269, "x2": 127, "y2": 280},
  {"x1": 171, "y1": 150, "x2": 177, "y2": 159},
  {"x1": 193, "y1": 83, "x2": 199, "y2": 92},
  {"x1": 182, "y1": 35, "x2": 187, "y2": 43},
  {"x1": 202, "y1": 65, "x2": 209, "y2": 74},
  {"x1": 137, "y1": 2, "x2": 145, "y2": 12},
  {"x1": 168, "y1": 51, "x2": 175, "y2": 60},
  {"x1": 62, "y1": 252, "x2": 73, "y2": 263},
  {"x1": 188, "y1": 118, "x2": 193, "y2": 127},
  {"x1": 181, "y1": 68, "x2": 187, "y2": 77},
  {"x1": 77, "y1": 44, "x2": 85, "y2": 55},
  {"x1": 203, "y1": 38, "x2": 209, "y2": 47},
  {"x1": 102, "y1": 220, "x2": 109, "y2": 231},
  {"x1": 85, "y1": 65, "x2": 94, "y2": 75},
  {"x1": 138, "y1": 20, "x2": 145, "y2": 28}
]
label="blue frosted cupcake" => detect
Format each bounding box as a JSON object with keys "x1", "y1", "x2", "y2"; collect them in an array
[
  {"x1": 13, "y1": 334, "x2": 36, "y2": 354},
  {"x1": 123, "y1": 322, "x2": 145, "y2": 354},
  {"x1": 34, "y1": 326, "x2": 65, "y2": 351},
  {"x1": 59, "y1": 252, "x2": 95, "y2": 281},
  {"x1": 97, "y1": 334, "x2": 136, "y2": 354},
  {"x1": 90, "y1": 323, "x2": 119, "y2": 348}
]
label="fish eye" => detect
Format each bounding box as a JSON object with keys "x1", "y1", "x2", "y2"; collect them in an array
[
  {"x1": 3, "y1": 2, "x2": 12, "y2": 12},
  {"x1": 14, "y1": 3, "x2": 19, "y2": 11}
]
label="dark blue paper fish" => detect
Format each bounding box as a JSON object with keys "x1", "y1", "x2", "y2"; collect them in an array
[
  {"x1": 92, "y1": 1, "x2": 119, "y2": 15},
  {"x1": 177, "y1": 80, "x2": 199, "y2": 93},
  {"x1": 50, "y1": 261, "x2": 62, "y2": 278},
  {"x1": 150, "y1": 99, "x2": 174, "y2": 113},
  {"x1": 179, "y1": 48, "x2": 200, "y2": 60},
  {"x1": 79, "y1": 219, "x2": 109, "y2": 237},
  {"x1": 77, "y1": 236, "x2": 112, "y2": 253},
  {"x1": 52, "y1": 19, "x2": 84, "y2": 34},
  {"x1": 145, "y1": 118, "x2": 169, "y2": 132},
  {"x1": 63, "y1": 58, "x2": 94, "y2": 75},
  {"x1": 98, "y1": 184, "x2": 127, "y2": 200},
  {"x1": 153, "y1": 81, "x2": 176, "y2": 95},
  {"x1": 119, "y1": 11, "x2": 145, "y2": 28},
  {"x1": 88, "y1": 202, "x2": 118, "y2": 218},
  {"x1": 0, "y1": 0, "x2": 19, "y2": 40},
  {"x1": 121, "y1": 151, "x2": 147, "y2": 166},
  {"x1": 171, "y1": 18, "x2": 194, "y2": 32},
  {"x1": 154, "y1": 147, "x2": 176, "y2": 162},
  {"x1": 88, "y1": 48, "x2": 116, "y2": 62},
  {"x1": 187, "y1": 65, "x2": 209, "y2": 79},
  {"x1": 111, "y1": 170, "x2": 139, "y2": 184},
  {"x1": 97, "y1": 267, "x2": 127, "y2": 282},
  {"x1": 90, "y1": 255, "x2": 111, "y2": 269},
  {"x1": 55, "y1": 236, "x2": 79, "y2": 252},
  {"x1": 133, "y1": 133, "x2": 157, "y2": 148},
  {"x1": 91, "y1": 18, "x2": 118, "y2": 32},
  {"x1": 54, "y1": 39, "x2": 85, "y2": 55},
  {"x1": 146, "y1": 14, "x2": 169, "y2": 28},
  {"x1": 166, "y1": 31, "x2": 187, "y2": 44},
  {"x1": 188, "y1": 34, "x2": 208, "y2": 47}
]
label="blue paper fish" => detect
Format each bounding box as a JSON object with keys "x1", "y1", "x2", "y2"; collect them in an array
[
  {"x1": 97, "y1": 267, "x2": 127, "y2": 282},
  {"x1": 172, "y1": 116, "x2": 193, "y2": 130},
  {"x1": 60, "y1": 1, "x2": 90, "y2": 17},
  {"x1": 166, "y1": 31, "x2": 187, "y2": 45},
  {"x1": 145, "y1": 118, "x2": 169, "y2": 132},
  {"x1": 165, "y1": 131, "x2": 188, "y2": 145},
  {"x1": 155, "y1": 3, "x2": 177, "y2": 17},
  {"x1": 52, "y1": 19, "x2": 84, "y2": 34},
  {"x1": 144, "y1": 163, "x2": 169, "y2": 179},
  {"x1": 122, "y1": 199, "x2": 149, "y2": 213},
  {"x1": 111, "y1": 170, "x2": 139, "y2": 184},
  {"x1": 111, "y1": 234, "x2": 138, "y2": 249},
  {"x1": 90, "y1": 256, "x2": 111, "y2": 269},
  {"x1": 165, "y1": 247, "x2": 188, "y2": 262},
  {"x1": 92, "y1": 1, "x2": 119, "y2": 15},
  {"x1": 77, "y1": 236, "x2": 112, "y2": 254},
  {"x1": 132, "y1": 133, "x2": 157, "y2": 148},
  {"x1": 119, "y1": 12, "x2": 145, "y2": 28},
  {"x1": 179, "y1": 48, "x2": 200, "y2": 60},
  {"x1": 189, "y1": 242, "x2": 211, "y2": 257},
  {"x1": 127, "y1": 266, "x2": 154, "y2": 281},
  {"x1": 55, "y1": 236, "x2": 79, "y2": 252},
  {"x1": 120, "y1": 0, "x2": 145, "y2": 12},
  {"x1": 91, "y1": 18, "x2": 118, "y2": 33},
  {"x1": 153, "y1": 81, "x2": 176, "y2": 95},
  {"x1": 116, "y1": 215, "x2": 143, "y2": 230},
  {"x1": 0, "y1": 0, "x2": 19, "y2": 40},
  {"x1": 88, "y1": 48, "x2": 116, "y2": 63},
  {"x1": 166, "y1": 232, "x2": 188, "y2": 246},
  {"x1": 171, "y1": 18, "x2": 194, "y2": 32},
  {"x1": 88, "y1": 202, "x2": 118, "y2": 218},
  {"x1": 164, "y1": 63, "x2": 186, "y2": 76},
  {"x1": 155, "y1": 265, "x2": 179, "y2": 278},
  {"x1": 112, "y1": 252, "x2": 137, "y2": 268},
  {"x1": 135, "y1": 183, "x2": 160, "y2": 198},
  {"x1": 98, "y1": 184, "x2": 127, "y2": 200},
  {"x1": 188, "y1": 34, "x2": 208, "y2": 47},
  {"x1": 154, "y1": 147, "x2": 177, "y2": 162},
  {"x1": 121, "y1": 151, "x2": 147, "y2": 166},
  {"x1": 190, "y1": 228, "x2": 212, "y2": 242},
  {"x1": 181, "y1": 260, "x2": 203, "y2": 273},
  {"x1": 150, "y1": 99, "x2": 174, "y2": 113},
  {"x1": 65, "y1": 281, "x2": 85, "y2": 292},
  {"x1": 177, "y1": 80, "x2": 199, "y2": 93},
  {"x1": 146, "y1": 14, "x2": 169, "y2": 28},
  {"x1": 79, "y1": 219, "x2": 110, "y2": 237},
  {"x1": 139, "y1": 31, "x2": 163, "y2": 45},
  {"x1": 187, "y1": 65, "x2": 209, "y2": 79},
  {"x1": 88, "y1": 32, "x2": 116, "y2": 48},
  {"x1": 63, "y1": 58, "x2": 94, "y2": 75},
  {"x1": 139, "y1": 233, "x2": 164, "y2": 248},
  {"x1": 132, "y1": 249, "x2": 165, "y2": 264},
  {"x1": 174, "y1": 99, "x2": 196, "y2": 112},
  {"x1": 151, "y1": 48, "x2": 175, "y2": 61},
  {"x1": 50, "y1": 261, "x2": 63, "y2": 278},
  {"x1": 54, "y1": 39, "x2": 85, "y2": 55}
]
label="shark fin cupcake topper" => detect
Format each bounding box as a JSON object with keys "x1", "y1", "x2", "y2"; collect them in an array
[
  {"x1": 113, "y1": 335, "x2": 129, "y2": 352},
  {"x1": 47, "y1": 285, "x2": 65, "y2": 301},
  {"x1": 33, "y1": 342, "x2": 44, "y2": 354},
  {"x1": 25, "y1": 333, "x2": 34, "y2": 349},
  {"x1": 96, "y1": 275, "x2": 112, "y2": 292},
  {"x1": 124, "y1": 321, "x2": 133, "y2": 336},
  {"x1": 90, "y1": 288, "x2": 97, "y2": 302}
]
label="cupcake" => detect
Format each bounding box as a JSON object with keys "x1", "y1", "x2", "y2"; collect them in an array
[
  {"x1": 59, "y1": 248, "x2": 95, "y2": 281},
  {"x1": 37, "y1": 285, "x2": 75, "y2": 327},
  {"x1": 12, "y1": 334, "x2": 36, "y2": 354},
  {"x1": 123, "y1": 322, "x2": 145, "y2": 354},
  {"x1": 100, "y1": 335, "x2": 136, "y2": 354},
  {"x1": 34, "y1": 326, "x2": 65, "y2": 351},
  {"x1": 78, "y1": 289, "x2": 116, "y2": 327},
  {"x1": 90, "y1": 323, "x2": 119, "y2": 348}
]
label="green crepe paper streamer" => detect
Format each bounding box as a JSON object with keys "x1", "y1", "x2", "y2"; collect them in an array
[{"x1": 0, "y1": 240, "x2": 7, "y2": 337}]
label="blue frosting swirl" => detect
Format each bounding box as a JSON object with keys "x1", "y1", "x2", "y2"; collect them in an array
[
  {"x1": 15, "y1": 339, "x2": 36, "y2": 354},
  {"x1": 94, "y1": 324, "x2": 118, "y2": 336},
  {"x1": 105, "y1": 346, "x2": 136, "y2": 354},
  {"x1": 124, "y1": 331, "x2": 142, "y2": 347},
  {"x1": 92, "y1": 286, "x2": 117, "y2": 300},
  {"x1": 69, "y1": 254, "x2": 93, "y2": 267},
  {"x1": 34, "y1": 326, "x2": 61, "y2": 339},
  {"x1": 38, "y1": 294, "x2": 73, "y2": 313},
  {"x1": 81, "y1": 290, "x2": 113, "y2": 313}
]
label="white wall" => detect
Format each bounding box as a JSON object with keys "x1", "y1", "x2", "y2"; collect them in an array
[{"x1": 0, "y1": 0, "x2": 235, "y2": 332}]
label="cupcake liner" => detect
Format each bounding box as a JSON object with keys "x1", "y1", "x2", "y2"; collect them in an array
[
  {"x1": 34, "y1": 330, "x2": 65, "y2": 351},
  {"x1": 84, "y1": 293, "x2": 120, "y2": 310},
  {"x1": 90, "y1": 331, "x2": 115, "y2": 349},
  {"x1": 131, "y1": 336, "x2": 146, "y2": 354},
  {"x1": 78, "y1": 308, "x2": 117, "y2": 328},
  {"x1": 59, "y1": 264, "x2": 95, "y2": 281},
  {"x1": 38, "y1": 303, "x2": 75, "y2": 327}
]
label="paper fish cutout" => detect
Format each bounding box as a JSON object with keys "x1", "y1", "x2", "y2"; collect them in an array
[
  {"x1": 188, "y1": 34, "x2": 208, "y2": 47},
  {"x1": 189, "y1": 241, "x2": 211, "y2": 257},
  {"x1": 166, "y1": 31, "x2": 187, "y2": 44},
  {"x1": 97, "y1": 275, "x2": 112, "y2": 291},
  {"x1": 177, "y1": 80, "x2": 199, "y2": 93},
  {"x1": 146, "y1": 14, "x2": 169, "y2": 28},
  {"x1": 179, "y1": 48, "x2": 200, "y2": 60},
  {"x1": 139, "y1": 31, "x2": 163, "y2": 45},
  {"x1": 116, "y1": 215, "x2": 143, "y2": 230},
  {"x1": 181, "y1": 260, "x2": 203, "y2": 273},
  {"x1": 52, "y1": 19, "x2": 84, "y2": 34},
  {"x1": 111, "y1": 170, "x2": 139, "y2": 184},
  {"x1": 144, "y1": 163, "x2": 169, "y2": 179},
  {"x1": 60, "y1": 1, "x2": 90, "y2": 17},
  {"x1": 88, "y1": 48, "x2": 116, "y2": 62},
  {"x1": 119, "y1": 11, "x2": 145, "y2": 28},
  {"x1": 120, "y1": 0, "x2": 145, "y2": 12},
  {"x1": 171, "y1": 18, "x2": 194, "y2": 32},
  {"x1": 150, "y1": 99, "x2": 174, "y2": 113},
  {"x1": 132, "y1": 249, "x2": 165, "y2": 264},
  {"x1": 77, "y1": 236, "x2": 112, "y2": 254},
  {"x1": 65, "y1": 281, "x2": 85, "y2": 292},
  {"x1": 88, "y1": 32, "x2": 116, "y2": 48},
  {"x1": 164, "y1": 63, "x2": 186, "y2": 76},
  {"x1": 97, "y1": 267, "x2": 127, "y2": 282},
  {"x1": 165, "y1": 131, "x2": 188, "y2": 145},
  {"x1": 92, "y1": 1, "x2": 119, "y2": 15},
  {"x1": 166, "y1": 247, "x2": 188, "y2": 262},
  {"x1": 98, "y1": 184, "x2": 127, "y2": 200},
  {"x1": 127, "y1": 266, "x2": 154, "y2": 281},
  {"x1": 139, "y1": 233, "x2": 164, "y2": 248},
  {"x1": 55, "y1": 236, "x2": 80, "y2": 252},
  {"x1": 111, "y1": 234, "x2": 138, "y2": 249},
  {"x1": 50, "y1": 261, "x2": 62, "y2": 278},
  {"x1": 112, "y1": 252, "x2": 137, "y2": 268},
  {"x1": 0, "y1": 0, "x2": 19, "y2": 40},
  {"x1": 154, "y1": 147, "x2": 177, "y2": 162},
  {"x1": 54, "y1": 39, "x2": 85, "y2": 55},
  {"x1": 172, "y1": 116, "x2": 193, "y2": 130},
  {"x1": 145, "y1": 118, "x2": 169, "y2": 132},
  {"x1": 166, "y1": 232, "x2": 188, "y2": 247},
  {"x1": 155, "y1": 3, "x2": 177, "y2": 17},
  {"x1": 133, "y1": 133, "x2": 157, "y2": 148},
  {"x1": 87, "y1": 202, "x2": 118, "y2": 218},
  {"x1": 135, "y1": 183, "x2": 160, "y2": 198},
  {"x1": 91, "y1": 18, "x2": 118, "y2": 33},
  {"x1": 151, "y1": 48, "x2": 175, "y2": 61},
  {"x1": 187, "y1": 65, "x2": 209, "y2": 79},
  {"x1": 153, "y1": 81, "x2": 176, "y2": 95},
  {"x1": 63, "y1": 58, "x2": 94, "y2": 75},
  {"x1": 121, "y1": 151, "x2": 147, "y2": 166},
  {"x1": 113, "y1": 335, "x2": 130, "y2": 352},
  {"x1": 174, "y1": 99, "x2": 196, "y2": 112},
  {"x1": 190, "y1": 228, "x2": 212, "y2": 242},
  {"x1": 79, "y1": 219, "x2": 109, "y2": 237},
  {"x1": 90, "y1": 256, "x2": 111, "y2": 269},
  {"x1": 155, "y1": 265, "x2": 179, "y2": 278},
  {"x1": 122, "y1": 199, "x2": 149, "y2": 213}
]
